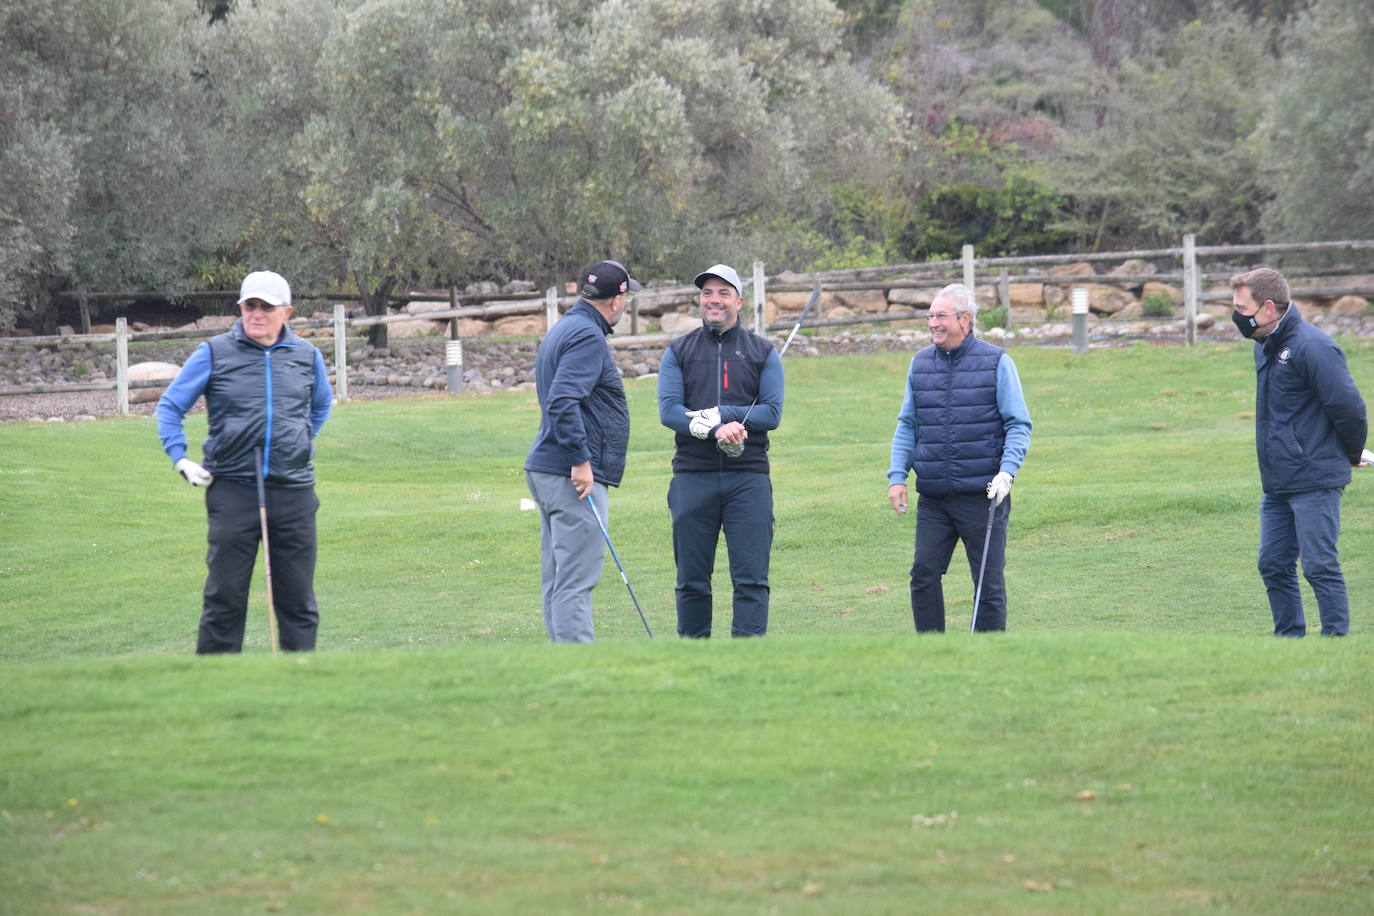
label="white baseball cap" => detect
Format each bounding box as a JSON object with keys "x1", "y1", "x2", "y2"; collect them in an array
[
  {"x1": 237, "y1": 270, "x2": 292, "y2": 307},
  {"x1": 694, "y1": 263, "x2": 743, "y2": 298}
]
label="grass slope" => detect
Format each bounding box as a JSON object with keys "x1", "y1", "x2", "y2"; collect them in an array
[{"x1": 2, "y1": 341, "x2": 1373, "y2": 912}]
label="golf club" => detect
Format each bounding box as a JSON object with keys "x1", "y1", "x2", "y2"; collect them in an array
[
  {"x1": 719, "y1": 283, "x2": 822, "y2": 458},
  {"x1": 253, "y1": 447, "x2": 280, "y2": 653},
  {"x1": 585, "y1": 494, "x2": 653, "y2": 638},
  {"x1": 970, "y1": 497, "x2": 999, "y2": 633}
]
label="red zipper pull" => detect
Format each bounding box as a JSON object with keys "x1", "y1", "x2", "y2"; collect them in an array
[{"x1": 723, "y1": 360, "x2": 729, "y2": 389}]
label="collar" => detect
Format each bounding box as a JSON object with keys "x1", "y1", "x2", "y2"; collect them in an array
[
  {"x1": 573, "y1": 299, "x2": 614, "y2": 336},
  {"x1": 1262, "y1": 303, "x2": 1300, "y2": 351},
  {"x1": 936, "y1": 331, "x2": 978, "y2": 359},
  {"x1": 704, "y1": 320, "x2": 741, "y2": 341}
]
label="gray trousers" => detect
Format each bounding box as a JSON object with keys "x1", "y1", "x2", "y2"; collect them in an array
[{"x1": 525, "y1": 470, "x2": 608, "y2": 643}]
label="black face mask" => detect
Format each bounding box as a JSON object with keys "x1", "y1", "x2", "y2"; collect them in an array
[{"x1": 1232, "y1": 309, "x2": 1262, "y2": 339}]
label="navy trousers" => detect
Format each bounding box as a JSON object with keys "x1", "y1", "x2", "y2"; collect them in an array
[
  {"x1": 200, "y1": 480, "x2": 320, "y2": 653},
  {"x1": 668, "y1": 471, "x2": 773, "y2": 637},
  {"x1": 1259, "y1": 487, "x2": 1350, "y2": 637},
  {"x1": 911, "y1": 491, "x2": 1009, "y2": 633}
]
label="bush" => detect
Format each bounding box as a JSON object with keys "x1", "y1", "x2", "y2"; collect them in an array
[
  {"x1": 1141, "y1": 290, "x2": 1176, "y2": 318},
  {"x1": 978, "y1": 306, "x2": 1008, "y2": 330}
]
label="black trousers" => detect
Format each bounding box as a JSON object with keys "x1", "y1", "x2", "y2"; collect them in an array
[
  {"x1": 668, "y1": 471, "x2": 773, "y2": 637},
  {"x1": 911, "y1": 491, "x2": 1009, "y2": 633},
  {"x1": 199, "y1": 480, "x2": 320, "y2": 654}
]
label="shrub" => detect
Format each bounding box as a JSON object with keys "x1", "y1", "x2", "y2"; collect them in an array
[{"x1": 1141, "y1": 290, "x2": 1176, "y2": 318}]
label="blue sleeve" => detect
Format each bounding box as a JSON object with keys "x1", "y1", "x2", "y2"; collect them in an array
[
  {"x1": 721, "y1": 350, "x2": 783, "y2": 430},
  {"x1": 887, "y1": 357, "x2": 918, "y2": 485},
  {"x1": 657, "y1": 344, "x2": 692, "y2": 436},
  {"x1": 1307, "y1": 339, "x2": 1367, "y2": 462},
  {"x1": 155, "y1": 343, "x2": 213, "y2": 465},
  {"x1": 547, "y1": 331, "x2": 604, "y2": 465},
  {"x1": 997, "y1": 354, "x2": 1032, "y2": 475},
  {"x1": 310, "y1": 348, "x2": 333, "y2": 435}
]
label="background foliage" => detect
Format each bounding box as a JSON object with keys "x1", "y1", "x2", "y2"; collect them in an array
[{"x1": 1, "y1": 0, "x2": 1368, "y2": 331}]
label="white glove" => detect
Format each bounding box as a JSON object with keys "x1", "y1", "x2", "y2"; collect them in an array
[
  {"x1": 986, "y1": 471, "x2": 1013, "y2": 506},
  {"x1": 686, "y1": 407, "x2": 721, "y2": 440},
  {"x1": 175, "y1": 458, "x2": 213, "y2": 487}
]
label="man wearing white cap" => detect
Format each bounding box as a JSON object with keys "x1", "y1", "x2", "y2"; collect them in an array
[
  {"x1": 156, "y1": 270, "x2": 333, "y2": 653},
  {"x1": 657, "y1": 263, "x2": 784, "y2": 637}
]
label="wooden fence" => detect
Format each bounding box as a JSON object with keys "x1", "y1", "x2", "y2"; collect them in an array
[{"x1": 3, "y1": 237, "x2": 1372, "y2": 413}]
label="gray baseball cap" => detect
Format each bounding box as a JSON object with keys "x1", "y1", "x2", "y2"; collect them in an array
[{"x1": 694, "y1": 263, "x2": 742, "y2": 298}]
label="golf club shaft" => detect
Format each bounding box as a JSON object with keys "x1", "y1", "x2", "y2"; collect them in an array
[
  {"x1": 970, "y1": 499, "x2": 998, "y2": 633},
  {"x1": 254, "y1": 447, "x2": 280, "y2": 653},
  {"x1": 585, "y1": 494, "x2": 653, "y2": 638},
  {"x1": 732, "y1": 284, "x2": 822, "y2": 433}
]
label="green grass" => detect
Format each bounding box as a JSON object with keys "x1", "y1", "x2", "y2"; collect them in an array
[{"x1": 3, "y1": 341, "x2": 1373, "y2": 913}]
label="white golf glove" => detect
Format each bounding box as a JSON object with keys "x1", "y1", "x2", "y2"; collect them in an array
[
  {"x1": 175, "y1": 458, "x2": 213, "y2": 487},
  {"x1": 986, "y1": 471, "x2": 1013, "y2": 506},
  {"x1": 686, "y1": 407, "x2": 721, "y2": 440}
]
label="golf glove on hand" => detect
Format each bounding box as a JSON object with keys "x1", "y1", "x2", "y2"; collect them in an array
[
  {"x1": 686, "y1": 407, "x2": 721, "y2": 440},
  {"x1": 175, "y1": 458, "x2": 213, "y2": 487},
  {"x1": 986, "y1": 471, "x2": 1013, "y2": 506}
]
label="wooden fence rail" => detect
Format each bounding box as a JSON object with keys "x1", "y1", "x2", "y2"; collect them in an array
[{"x1": 4, "y1": 237, "x2": 1372, "y2": 412}]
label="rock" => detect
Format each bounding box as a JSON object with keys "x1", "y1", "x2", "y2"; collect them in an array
[
  {"x1": 1141, "y1": 281, "x2": 1182, "y2": 305},
  {"x1": 827, "y1": 305, "x2": 857, "y2": 319},
  {"x1": 834, "y1": 289, "x2": 887, "y2": 312},
  {"x1": 1114, "y1": 301, "x2": 1143, "y2": 319},
  {"x1": 1194, "y1": 312, "x2": 1217, "y2": 329},
  {"x1": 1010, "y1": 306, "x2": 1047, "y2": 325},
  {"x1": 1007, "y1": 283, "x2": 1043, "y2": 306},
  {"x1": 659, "y1": 311, "x2": 700, "y2": 335},
  {"x1": 465, "y1": 281, "x2": 500, "y2": 297},
  {"x1": 1085, "y1": 284, "x2": 1136, "y2": 315},
  {"x1": 404, "y1": 300, "x2": 448, "y2": 315},
  {"x1": 59, "y1": 326, "x2": 76, "y2": 336},
  {"x1": 505, "y1": 280, "x2": 537, "y2": 294},
  {"x1": 491, "y1": 315, "x2": 545, "y2": 336},
  {"x1": 1108, "y1": 259, "x2": 1157, "y2": 277},
  {"x1": 455, "y1": 318, "x2": 490, "y2": 338},
  {"x1": 1047, "y1": 262, "x2": 1096, "y2": 278},
  {"x1": 47, "y1": 416, "x2": 64, "y2": 422},
  {"x1": 195, "y1": 315, "x2": 236, "y2": 330},
  {"x1": 383, "y1": 319, "x2": 446, "y2": 338},
  {"x1": 1329, "y1": 295, "x2": 1369, "y2": 317},
  {"x1": 127, "y1": 360, "x2": 182, "y2": 404},
  {"x1": 75, "y1": 415, "x2": 97, "y2": 422},
  {"x1": 886, "y1": 287, "x2": 937, "y2": 308}
]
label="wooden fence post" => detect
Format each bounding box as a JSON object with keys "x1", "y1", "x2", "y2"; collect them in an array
[
  {"x1": 333, "y1": 304, "x2": 349, "y2": 402},
  {"x1": 998, "y1": 269, "x2": 1011, "y2": 330},
  {"x1": 753, "y1": 260, "x2": 766, "y2": 335},
  {"x1": 962, "y1": 245, "x2": 976, "y2": 298},
  {"x1": 1182, "y1": 233, "x2": 1198, "y2": 347},
  {"x1": 545, "y1": 287, "x2": 559, "y2": 330},
  {"x1": 79, "y1": 293, "x2": 91, "y2": 335},
  {"x1": 116, "y1": 317, "x2": 129, "y2": 416}
]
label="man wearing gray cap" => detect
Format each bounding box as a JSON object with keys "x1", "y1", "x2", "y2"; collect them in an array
[
  {"x1": 525, "y1": 259, "x2": 638, "y2": 642},
  {"x1": 658, "y1": 263, "x2": 784, "y2": 637},
  {"x1": 156, "y1": 270, "x2": 333, "y2": 653}
]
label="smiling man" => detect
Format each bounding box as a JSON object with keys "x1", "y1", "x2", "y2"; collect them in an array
[
  {"x1": 887, "y1": 283, "x2": 1031, "y2": 633},
  {"x1": 1231, "y1": 267, "x2": 1367, "y2": 637},
  {"x1": 156, "y1": 270, "x2": 333, "y2": 653},
  {"x1": 658, "y1": 263, "x2": 783, "y2": 637}
]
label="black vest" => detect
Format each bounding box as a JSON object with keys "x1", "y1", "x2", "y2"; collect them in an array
[
  {"x1": 203, "y1": 321, "x2": 322, "y2": 487},
  {"x1": 669, "y1": 322, "x2": 775, "y2": 473},
  {"x1": 910, "y1": 335, "x2": 1004, "y2": 496}
]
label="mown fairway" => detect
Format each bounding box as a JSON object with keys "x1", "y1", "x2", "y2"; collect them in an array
[{"x1": 2, "y1": 340, "x2": 1372, "y2": 913}]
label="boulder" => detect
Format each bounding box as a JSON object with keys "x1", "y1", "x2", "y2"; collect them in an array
[
  {"x1": 404, "y1": 300, "x2": 449, "y2": 315},
  {"x1": 1107, "y1": 258, "x2": 1157, "y2": 277},
  {"x1": 195, "y1": 315, "x2": 236, "y2": 330},
  {"x1": 659, "y1": 311, "x2": 701, "y2": 336},
  {"x1": 887, "y1": 287, "x2": 937, "y2": 308},
  {"x1": 384, "y1": 318, "x2": 447, "y2": 338},
  {"x1": 1047, "y1": 262, "x2": 1096, "y2": 278},
  {"x1": 456, "y1": 318, "x2": 490, "y2": 338},
  {"x1": 1085, "y1": 284, "x2": 1136, "y2": 315},
  {"x1": 492, "y1": 314, "x2": 546, "y2": 337},
  {"x1": 834, "y1": 289, "x2": 887, "y2": 312},
  {"x1": 1114, "y1": 301, "x2": 1143, "y2": 319},
  {"x1": 1007, "y1": 283, "x2": 1044, "y2": 307},
  {"x1": 1141, "y1": 281, "x2": 1182, "y2": 304},
  {"x1": 127, "y1": 360, "x2": 181, "y2": 404},
  {"x1": 1329, "y1": 295, "x2": 1369, "y2": 317},
  {"x1": 1010, "y1": 306, "x2": 1047, "y2": 325}
]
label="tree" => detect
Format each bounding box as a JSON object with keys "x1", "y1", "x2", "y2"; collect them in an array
[
  {"x1": 0, "y1": 0, "x2": 219, "y2": 332},
  {"x1": 1259, "y1": 0, "x2": 1374, "y2": 242}
]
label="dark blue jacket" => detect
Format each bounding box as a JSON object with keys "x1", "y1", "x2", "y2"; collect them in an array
[
  {"x1": 658, "y1": 321, "x2": 782, "y2": 474},
  {"x1": 524, "y1": 300, "x2": 630, "y2": 487},
  {"x1": 156, "y1": 320, "x2": 332, "y2": 487},
  {"x1": 909, "y1": 334, "x2": 1006, "y2": 497},
  {"x1": 1253, "y1": 305, "x2": 1366, "y2": 495}
]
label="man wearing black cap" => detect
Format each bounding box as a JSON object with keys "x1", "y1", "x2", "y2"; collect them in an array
[
  {"x1": 657, "y1": 263, "x2": 784, "y2": 637},
  {"x1": 524, "y1": 259, "x2": 639, "y2": 642}
]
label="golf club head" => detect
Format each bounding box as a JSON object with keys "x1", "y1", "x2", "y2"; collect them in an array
[{"x1": 717, "y1": 440, "x2": 744, "y2": 459}]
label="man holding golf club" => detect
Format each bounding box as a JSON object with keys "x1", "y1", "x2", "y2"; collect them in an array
[
  {"x1": 887, "y1": 283, "x2": 1031, "y2": 633},
  {"x1": 156, "y1": 270, "x2": 333, "y2": 653},
  {"x1": 658, "y1": 263, "x2": 784, "y2": 637},
  {"x1": 1231, "y1": 267, "x2": 1366, "y2": 637},
  {"x1": 524, "y1": 259, "x2": 637, "y2": 643}
]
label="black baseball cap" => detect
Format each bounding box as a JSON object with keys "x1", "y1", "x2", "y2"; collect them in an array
[{"x1": 579, "y1": 260, "x2": 642, "y2": 300}]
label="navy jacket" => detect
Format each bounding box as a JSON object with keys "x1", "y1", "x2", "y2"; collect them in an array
[
  {"x1": 658, "y1": 321, "x2": 783, "y2": 474},
  {"x1": 156, "y1": 320, "x2": 332, "y2": 487},
  {"x1": 1253, "y1": 305, "x2": 1366, "y2": 495},
  {"x1": 524, "y1": 300, "x2": 630, "y2": 487}
]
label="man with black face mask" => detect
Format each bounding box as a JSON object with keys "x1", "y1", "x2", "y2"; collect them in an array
[{"x1": 1231, "y1": 267, "x2": 1367, "y2": 637}]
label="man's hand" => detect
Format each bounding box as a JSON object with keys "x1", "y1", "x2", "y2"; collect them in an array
[
  {"x1": 888, "y1": 483, "x2": 908, "y2": 515},
  {"x1": 714, "y1": 421, "x2": 747, "y2": 446},
  {"x1": 987, "y1": 471, "x2": 1013, "y2": 506},
  {"x1": 570, "y1": 461, "x2": 594, "y2": 499},
  {"x1": 686, "y1": 407, "x2": 721, "y2": 440},
  {"x1": 175, "y1": 458, "x2": 213, "y2": 487}
]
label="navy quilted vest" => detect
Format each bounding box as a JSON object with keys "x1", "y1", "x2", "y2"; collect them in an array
[{"x1": 911, "y1": 335, "x2": 1004, "y2": 496}]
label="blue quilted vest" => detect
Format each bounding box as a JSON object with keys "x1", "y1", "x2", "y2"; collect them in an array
[{"x1": 910, "y1": 335, "x2": 1004, "y2": 497}]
